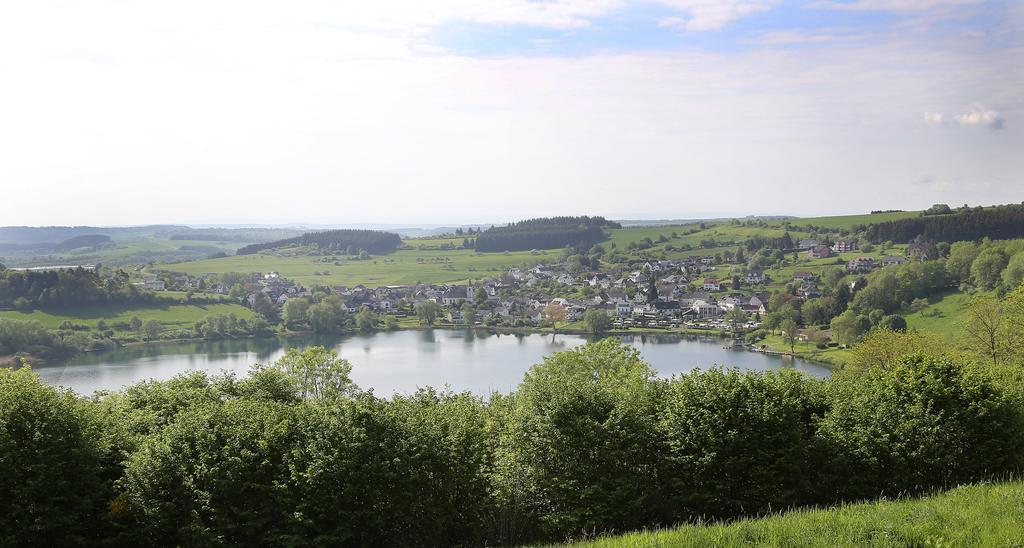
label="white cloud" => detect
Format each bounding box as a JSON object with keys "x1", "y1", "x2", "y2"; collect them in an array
[
  {"x1": 923, "y1": 111, "x2": 945, "y2": 125},
  {"x1": 658, "y1": 1, "x2": 775, "y2": 31},
  {"x1": 808, "y1": 0, "x2": 983, "y2": 11},
  {"x1": 752, "y1": 30, "x2": 871, "y2": 45},
  {"x1": 955, "y1": 106, "x2": 1005, "y2": 129},
  {"x1": 0, "y1": 1, "x2": 1019, "y2": 225}
]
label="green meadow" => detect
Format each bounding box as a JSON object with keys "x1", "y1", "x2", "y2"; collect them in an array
[
  {"x1": 0, "y1": 302, "x2": 254, "y2": 331},
  {"x1": 564, "y1": 480, "x2": 1024, "y2": 548}
]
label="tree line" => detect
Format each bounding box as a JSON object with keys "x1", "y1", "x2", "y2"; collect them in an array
[
  {"x1": 0, "y1": 267, "x2": 144, "y2": 309},
  {"x1": 236, "y1": 229, "x2": 403, "y2": 255},
  {"x1": 474, "y1": 216, "x2": 619, "y2": 252},
  {"x1": 2, "y1": 339, "x2": 1022, "y2": 545},
  {"x1": 864, "y1": 203, "x2": 1024, "y2": 243}
]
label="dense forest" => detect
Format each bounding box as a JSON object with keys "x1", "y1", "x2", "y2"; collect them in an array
[
  {"x1": 2, "y1": 339, "x2": 1022, "y2": 545},
  {"x1": 864, "y1": 203, "x2": 1024, "y2": 243},
  {"x1": 0, "y1": 267, "x2": 144, "y2": 309},
  {"x1": 236, "y1": 229, "x2": 403, "y2": 255},
  {"x1": 475, "y1": 216, "x2": 619, "y2": 252}
]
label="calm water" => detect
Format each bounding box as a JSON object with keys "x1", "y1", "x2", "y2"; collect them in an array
[{"x1": 34, "y1": 330, "x2": 830, "y2": 396}]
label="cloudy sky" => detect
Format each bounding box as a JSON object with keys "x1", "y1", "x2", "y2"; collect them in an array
[{"x1": 0, "y1": 1, "x2": 1021, "y2": 226}]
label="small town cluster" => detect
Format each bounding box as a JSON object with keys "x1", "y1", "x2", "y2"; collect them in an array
[{"x1": 151, "y1": 238, "x2": 924, "y2": 332}]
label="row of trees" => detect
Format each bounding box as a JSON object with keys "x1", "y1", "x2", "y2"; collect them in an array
[
  {"x1": 475, "y1": 216, "x2": 619, "y2": 252},
  {"x1": 864, "y1": 203, "x2": 1024, "y2": 243},
  {"x1": 3, "y1": 340, "x2": 1021, "y2": 545},
  {"x1": 236, "y1": 229, "x2": 403, "y2": 255},
  {"x1": 0, "y1": 267, "x2": 144, "y2": 309}
]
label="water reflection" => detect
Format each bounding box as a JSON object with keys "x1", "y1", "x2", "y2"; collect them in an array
[{"x1": 34, "y1": 329, "x2": 831, "y2": 397}]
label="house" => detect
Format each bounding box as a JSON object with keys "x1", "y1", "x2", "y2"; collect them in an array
[
  {"x1": 441, "y1": 286, "x2": 468, "y2": 306},
  {"x1": 882, "y1": 255, "x2": 908, "y2": 267},
  {"x1": 615, "y1": 301, "x2": 633, "y2": 317},
  {"x1": 793, "y1": 271, "x2": 816, "y2": 282},
  {"x1": 703, "y1": 278, "x2": 722, "y2": 291},
  {"x1": 743, "y1": 270, "x2": 766, "y2": 284},
  {"x1": 797, "y1": 239, "x2": 819, "y2": 249},
  {"x1": 690, "y1": 300, "x2": 721, "y2": 318},
  {"x1": 652, "y1": 300, "x2": 681, "y2": 317},
  {"x1": 832, "y1": 240, "x2": 857, "y2": 253},
  {"x1": 847, "y1": 256, "x2": 875, "y2": 273},
  {"x1": 799, "y1": 284, "x2": 822, "y2": 299},
  {"x1": 134, "y1": 275, "x2": 165, "y2": 291},
  {"x1": 807, "y1": 245, "x2": 833, "y2": 259},
  {"x1": 907, "y1": 241, "x2": 937, "y2": 261}
]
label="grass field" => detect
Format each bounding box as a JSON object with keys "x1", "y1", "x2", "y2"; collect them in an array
[
  {"x1": 785, "y1": 210, "x2": 922, "y2": 230},
  {"x1": 904, "y1": 289, "x2": 987, "y2": 340},
  {"x1": 563, "y1": 480, "x2": 1024, "y2": 547},
  {"x1": 167, "y1": 247, "x2": 545, "y2": 287},
  {"x1": 0, "y1": 302, "x2": 254, "y2": 331}
]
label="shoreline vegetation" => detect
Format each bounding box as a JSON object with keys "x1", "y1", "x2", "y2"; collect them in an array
[
  {"x1": 3, "y1": 339, "x2": 1022, "y2": 545},
  {"x1": 1, "y1": 322, "x2": 843, "y2": 371}
]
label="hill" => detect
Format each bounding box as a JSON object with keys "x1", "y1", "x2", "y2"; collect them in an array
[
  {"x1": 235, "y1": 229, "x2": 403, "y2": 255},
  {"x1": 475, "y1": 216, "x2": 620, "y2": 252},
  {"x1": 566, "y1": 480, "x2": 1024, "y2": 547}
]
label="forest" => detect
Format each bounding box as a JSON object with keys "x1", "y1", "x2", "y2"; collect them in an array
[
  {"x1": 864, "y1": 203, "x2": 1024, "y2": 243},
  {"x1": 475, "y1": 216, "x2": 619, "y2": 252},
  {"x1": 0, "y1": 267, "x2": 144, "y2": 309},
  {"x1": 235, "y1": 229, "x2": 403, "y2": 255}
]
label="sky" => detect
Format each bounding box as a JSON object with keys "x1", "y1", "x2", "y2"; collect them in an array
[{"x1": 0, "y1": 0, "x2": 1021, "y2": 226}]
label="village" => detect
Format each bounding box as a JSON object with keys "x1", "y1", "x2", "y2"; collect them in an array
[{"x1": 145, "y1": 236, "x2": 928, "y2": 334}]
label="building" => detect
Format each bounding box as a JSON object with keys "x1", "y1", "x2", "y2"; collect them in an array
[
  {"x1": 743, "y1": 270, "x2": 766, "y2": 284},
  {"x1": 832, "y1": 240, "x2": 857, "y2": 253},
  {"x1": 882, "y1": 255, "x2": 908, "y2": 267},
  {"x1": 847, "y1": 256, "x2": 875, "y2": 273},
  {"x1": 703, "y1": 278, "x2": 722, "y2": 291},
  {"x1": 807, "y1": 245, "x2": 833, "y2": 259}
]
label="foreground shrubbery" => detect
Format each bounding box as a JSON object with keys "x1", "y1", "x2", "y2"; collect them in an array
[{"x1": 2, "y1": 339, "x2": 1023, "y2": 545}]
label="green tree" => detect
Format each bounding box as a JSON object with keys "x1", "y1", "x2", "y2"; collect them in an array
[
  {"x1": 270, "y1": 346, "x2": 356, "y2": 400},
  {"x1": 282, "y1": 298, "x2": 310, "y2": 329},
  {"x1": 876, "y1": 314, "x2": 907, "y2": 333},
  {"x1": 971, "y1": 248, "x2": 1008, "y2": 290},
  {"x1": 1001, "y1": 252, "x2": 1024, "y2": 290},
  {"x1": 142, "y1": 319, "x2": 162, "y2": 341},
  {"x1": 582, "y1": 309, "x2": 612, "y2": 334},
  {"x1": 306, "y1": 301, "x2": 340, "y2": 334},
  {"x1": 724, "y1": 307, "x2": 748, "y2": 334},
  {"x1": 416, "y1": 301, "x2": 442, "y2": 326},
  {"x1": 780, "y1": 319, "x2": 798, "y2": 354},
  {"x1": 130, "y1": 315, "x2": 143, "y2": 334},
  {"x1": 945, "y1": 241, "x2": 979, "y2": 284},
  {"x1": 500, "y1": 340, "x2": 665, "y2": 537},
  {"x1": 0, "y1": 368, "x2": 106, "y2": 544},
  {"x1": 355, "y1": 306, "x2": 379, "y2": 332}
]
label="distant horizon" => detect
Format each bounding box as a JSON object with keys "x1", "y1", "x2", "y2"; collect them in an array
[{"x1": 2, "y1": 200, "x2": 1019, "y2": 231}]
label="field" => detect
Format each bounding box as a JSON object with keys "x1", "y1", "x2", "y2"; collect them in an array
[
  {"x1": 785, "y1": 210, "x2": 922, "y2": 230},
  {"x1": 904, "y1": 289, "x2": 986, "y2": 340},
  {"x1": 564, "y1": 480, "x2": 1024, "y2": 547},
  {"x1": 168, "y1": 247, "x2": 544, "y2": 287},
  {"x1": 0, "y1": 302, "x2": 254, "y2": 331}
]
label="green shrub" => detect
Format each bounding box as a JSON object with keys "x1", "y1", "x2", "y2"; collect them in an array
[
  {"x1": 819, "y1": 355, "x2": 1024, "y2": 499},
  {"x1": 120, "y1": 399, "x2": 300, "y2": 545},
  {"x1": 499, "y1": 339, "x2": 666, "y2": 539},
  {"x1": 659, "y1": 369, "x2": 828, "y2": 520},
  {"x1": 0, "y1": 368, "x2": 106, "y2": 545}
]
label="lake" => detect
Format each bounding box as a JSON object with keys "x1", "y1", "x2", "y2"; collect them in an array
[{"x1": 34, "y1": 330, "x2": 831, "y2": 396}]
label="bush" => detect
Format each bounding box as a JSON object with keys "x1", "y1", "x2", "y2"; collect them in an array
[
  {"x1": 121, "y1": 399, "x2": 300, "y2": 545},
  {"x1": 659, "y1": 369, "x2": 828, "y2": 520},
  {"x1": 819, "y1": 355, "x2": 1024, "y2": 499},
  {"x1": 499, "y1": 339, "x2": 665, "y2": 538},
  {"x1": 0, "y1": 369, "x2": 107, "y2": 544}
]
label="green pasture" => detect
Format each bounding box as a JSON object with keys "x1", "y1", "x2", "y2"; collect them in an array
[{"x1": 0, "y1": 302, "x2": 254, "y2": 331}]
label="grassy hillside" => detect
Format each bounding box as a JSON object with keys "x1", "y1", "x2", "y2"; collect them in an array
[
  {"x1": 565, "y1": 480, "x2": 1024, "y2": 547},
  {"x1": 170, "y1": 247, "x2": 542, "y2": 287},
  {"x1": 904, "y1": 289, "x2": 987, "y2": 340},
  {"x1": 0, "y1": 302, "x2": 253, "y2": 331}
]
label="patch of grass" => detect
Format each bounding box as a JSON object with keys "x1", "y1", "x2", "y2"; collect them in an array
[
  {"x1": 0, "y1": 303, "x2": 254, "y2": 331},
  {"x1": 564, "y1": 480, "x2": 1024, "y2": 547},
  {"x1": 904, "y1": 289, "x2": 988, "y2": 340},
  {"x1": 786, "y1": 210, "x2": 922, "y2": 230},
  {"x1": 758, "y1": 333, "x2": 851, "y2": 368}
]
